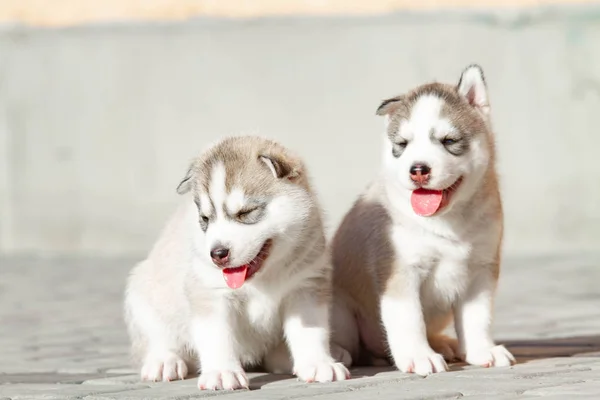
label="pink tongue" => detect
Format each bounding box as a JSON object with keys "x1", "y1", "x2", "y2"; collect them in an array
[
  {"x1": 222, "y1": 265, "x2": 249, "y2": 289},
  {"x1": 411, "y1": 188, "x2": 444, "y2": 217}
]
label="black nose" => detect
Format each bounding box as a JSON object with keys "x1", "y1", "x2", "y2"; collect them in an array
[
  {"x1": 409, "y1": 163, "x2": 431, "y2": 184},
  {"x1": 210, "y1": 247, "x2": 230, "y2": 264},
  {"x1": 410, "y1": 163, "x2": 431, "y2": 176}
]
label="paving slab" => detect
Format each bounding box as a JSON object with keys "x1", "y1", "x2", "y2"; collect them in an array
[
  {"x1": 0, "y1": 384, "x2": 147, "y2": 400},
  {"x1": 0, "y1": 254, "x2": 599, "y2": 399}
]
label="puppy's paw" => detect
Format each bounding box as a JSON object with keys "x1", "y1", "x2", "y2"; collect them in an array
[
  {"x1": 428, "y1": 334, "x2": 461, "y2": 362},
  {"x1": 394, "y1": 349, "x2": 448, "y2": 376},
  {"x1": 141, "y1": 352, "x2": 188, "y2": 382},
  {"x1": 294, "y1": 360, "x2": 350, "y2": 383},
  {"x1": 330, "y1": 343, "x2": 353, "y2": 368},
  {"x1": 465, "y1": 345, "x2": 515, "y2": 368},
  {"x1": 197, "y1": 370, "x2": 249, "y2": 391}
]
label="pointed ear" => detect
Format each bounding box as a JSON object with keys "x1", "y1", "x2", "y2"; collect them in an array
[
  {"x1": 259, "y1": 154, "x2": 300, "y2": 181},
  {"x1": 176, "y1": 165, "x2": 194, "y2": 195},
  {"x1": 457, "y1": 64, "x2": 490, "y2": 115},
  {"x1": 376, "y1": 95, "x2": 405, "y2": 116}
]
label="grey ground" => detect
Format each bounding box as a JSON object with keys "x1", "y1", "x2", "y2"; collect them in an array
[{"x1": 1, "y1": 253, "x2": 599, "y2": 399}]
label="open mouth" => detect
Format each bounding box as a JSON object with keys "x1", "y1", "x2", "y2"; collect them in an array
[
  {"x1": 410, "y1": 177, "x2": 463, "y2": 217},
  {"x1": 222, "y1": 239, "x2": 272, "y2": 289}
]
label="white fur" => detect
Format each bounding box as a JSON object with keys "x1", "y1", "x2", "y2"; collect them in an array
[
  {"x1": 226, "y1": 187, "x2": 246, "y2": 215},
  {"x1": 378, "y1": 212, "x2": 476, "y2": 375},
  {"x1": 192, "y1": 307, "x2": 249, "y2": 390},
  {"x1": 208, "y1": 163, "x2": 227, "y2": 217},
  {"x1": 454, "y1": 271, "x2": 515, "y2": 367},
  {"x1": 282, "y1": 258, "x2": 349, "y2": 382},
  {"x1": 199, "y1": 193, "x2": 213, "y2": 218},
  {"x1": 380, "y1": 294, "x2": 447, "y2": 375}
]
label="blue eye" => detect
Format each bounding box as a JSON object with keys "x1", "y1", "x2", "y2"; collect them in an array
[{"x1": 442, "y1": 138, "x2": 458, "y2": 146}]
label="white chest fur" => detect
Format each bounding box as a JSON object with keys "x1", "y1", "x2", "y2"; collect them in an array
[
  {"x1": 391, "y1": 222, "x2": 473, "y2": 315},
  {"x1": 243, "y1": 290, "x2": 282, "y2": 332}
]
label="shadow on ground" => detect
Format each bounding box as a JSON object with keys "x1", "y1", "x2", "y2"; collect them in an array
[
  {"x1": 505, "y1": 335, "x2": 600, "y2": 360},
  {"x1": 245, "y1": 335, "x2": 600, "y2": 388}
]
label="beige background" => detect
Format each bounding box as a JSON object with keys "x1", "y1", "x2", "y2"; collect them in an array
[{"x1": 2, "y1": 0, "x2": 600, "y2": 27}]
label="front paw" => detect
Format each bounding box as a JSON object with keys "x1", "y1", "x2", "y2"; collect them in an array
[
  {"x1": 465, "y1": 344, "x2": 515, "y2": 368},
  {"x1": 197, "y1": 370, "x2": 249, "y2": 391},
  {"x1": 141, "y1": 352, "x2": 188, "y2": 382},
  {"x1": 294, "y1": 360, "x2": 350, "y2": 383},
  {"x1": 394, "y1": 349, "x2": 448, "y2": 376}
]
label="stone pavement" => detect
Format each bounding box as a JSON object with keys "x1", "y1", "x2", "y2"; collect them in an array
[{"x1": 1, "y1": 253, "x2": 599, "y2": 399}]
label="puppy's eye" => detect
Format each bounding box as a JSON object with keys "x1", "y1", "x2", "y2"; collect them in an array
[
  {"x1": 392, "y1": 141, "x2": 407, "y2": 158},
  {"x1": 235, "y1": 206, "x2": 264, "y2": 224},
  {"x1": 441, "y1": 138, "x2": 459, "y2": 146},
  {"x1": 237, "y1": 208, "x2": 257, "y2": 219},
  {"x1": 199, "y1": 215, "x2": 210, "y2": 231}
]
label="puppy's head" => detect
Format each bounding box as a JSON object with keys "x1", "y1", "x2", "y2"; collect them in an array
[
  {"x1": 176, "y1": 136, "x2": 313, "y2": 288},
  {"x1": 376, "y1": 64, "x2": 494, "y2": 217}
]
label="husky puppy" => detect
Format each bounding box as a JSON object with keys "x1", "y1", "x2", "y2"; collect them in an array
[
  {"x1": 125, "y1": 136, "x2": 349, "y2": 390},
  {"x1": 329, "y1": 65, "x2": 515, "y2": 376}
]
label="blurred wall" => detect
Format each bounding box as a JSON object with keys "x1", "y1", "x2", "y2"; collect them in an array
[
  {"x1": 3, "y1": 0, "x2": 599, "y2": 26},
  {"x1": 1, "y1": 5, "x2": 599, "y2": 257}
]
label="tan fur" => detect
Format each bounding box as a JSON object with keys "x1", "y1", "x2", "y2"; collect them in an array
[{"x1": 178, "y1": 136, "x2": 310, "y2": 196}]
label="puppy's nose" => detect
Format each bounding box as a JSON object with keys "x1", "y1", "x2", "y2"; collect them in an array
[
  {"x1": 410, "y1": 163, "x2": 431, "y2": 185},
  {"x1": 210, "y1": 247, "x2": 230, "y2": 265}
]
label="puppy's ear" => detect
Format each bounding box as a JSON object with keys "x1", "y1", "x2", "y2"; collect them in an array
[
  {"x1": 176, "y1": 164, "x2": 194, "y2": 195},
  {"x1": 376, "y1": 95, "x2": 405, "y2": 116},
  {"x1": 457, "y1": 64, "x2": 490, "y2": 115},
  {"x1": 259, "y1": 154, "x2": 301, "y2": 181}
]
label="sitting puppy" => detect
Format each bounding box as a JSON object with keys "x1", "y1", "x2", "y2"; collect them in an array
[
  {"x1": 330, "y1": 65, "x2": 516, "y2": 376},
  {"x1": 125, "y1": 136, "x2": 349, "y2": 390}
]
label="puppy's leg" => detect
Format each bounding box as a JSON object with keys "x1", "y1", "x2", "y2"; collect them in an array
[
  {"x1": 329, "y1": 294, "x2": 359, "y2": 368},
  {"x1": 381, "y1": 270, "x2": 448, "y2": 376},
  {"x1": 426, "y1": 314, "x2": 460, "y2": 362},
  {"x1": 454, "y1": 268, "x2": 515, "y2": 368},
  {"x1": 263, "y1": 341, "x2": 293, "y2": 375},
  {"x1": 191, "y1": 308, "x2": 248, "y2": 391},
  {"x1": 428, "y1": 333, "x2": 460, "y2": 362},
  {"x1": 126, "y1": 294, "x2": 188, "y2": 382},
  {"x1": 282, "y1": 289, "x2": 350, "y2": 383}
]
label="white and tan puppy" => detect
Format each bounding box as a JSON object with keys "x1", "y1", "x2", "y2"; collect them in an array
[
  {"x1": 125, "y1": 136, "x2": 349, "y2": 390},
  {"x1": 330, "y1": 65, "x2": 515, "y2": 376}
]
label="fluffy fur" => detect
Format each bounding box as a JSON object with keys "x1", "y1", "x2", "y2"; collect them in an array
[
  {"x1": 330, "y1": 65, "x2": 515, "y2": 376},
  {"x1": 124, "y1": 136, "x2": 349, "y2": 390}
]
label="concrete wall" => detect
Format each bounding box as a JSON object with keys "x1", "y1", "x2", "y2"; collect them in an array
[{"x1": 1, "y1": 5, "x2": 599, "y2": 257}]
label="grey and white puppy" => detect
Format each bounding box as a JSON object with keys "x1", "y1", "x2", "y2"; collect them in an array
[
  {"x1": 330, "y1": 65, "x2": 516, "y2": 376},
  {"x1": 125, "y1": 136, "x2": 349, "y2": 390}
]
